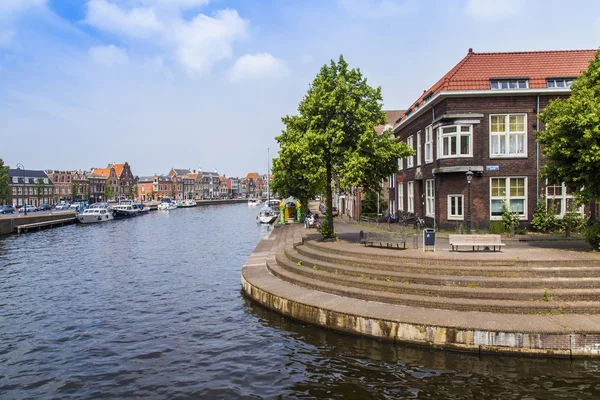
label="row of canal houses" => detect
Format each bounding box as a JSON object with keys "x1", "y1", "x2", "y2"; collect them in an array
[
  {"x1": 339, "y1": 48, "x2": 598, "y2": 229},
  {"x1": 7, "y1": 161, "x2": 273, "y2": 207},
  {"x1": 136, "y1": 169, "x2": 272, "y2": 201},
  {"x1": 8, "y1": 162, "x2": 135, "y2": 207}
]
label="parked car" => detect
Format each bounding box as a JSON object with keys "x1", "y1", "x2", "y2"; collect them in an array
[
  {"x1": 0, "y1": 205, "x2": 15, "y2": 214},
  {"x1": 55, "y1": 203, "x2": 70, "y2": 210},
  {"x1": 38, "y1": 204, "x2": 52, "y2": 211},
  {"x1": 18, "y1": 205, "x2": 38, "y2": 213},
  {"x1": 332, "y1": 207, "x2": 339, "y2": 217}
]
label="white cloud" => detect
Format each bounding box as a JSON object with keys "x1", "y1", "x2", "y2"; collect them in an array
[
  {"x1": 0, "y1": 0, "x2": 46, "y2": 15},
  {"x1": 89, "y1": 45, "x2": 129, "y2": 66},
  {"x1": 85, "y1": 0, "x2": 162, "y2": 39},
  {"x1": 227, "y1": 53, "x2": 290, "y2": 82},
  {"x1": 174, "y1": 9, "x2": 247, "y2": 75},
  {"x1": 84, "y1": 1, "x2": 247, "y2": 75},
  {"x1": 338, "y1": 0, "x2": 416, "y2": 18},
  {"x1": 464, "y1": 0, "x2": 520, "y2": 19}
]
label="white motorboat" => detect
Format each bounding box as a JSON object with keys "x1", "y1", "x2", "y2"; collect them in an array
[
  {"x1": 158, "y1": 197, "x2": 178, "y2": 210},
  {"x1": 183, "y1": 199, "x2": 197, "y2": 207},
  {"x1": 248, "y1": 198, "x2": 261, "y2": 207},
  {"x1": 257, "y1": 204, "x2": 278, "y2": 224},
  {"x1": 77, "y1": 204, "x2": 114, "y2": 224},
  {"x1": 111, "y1": 203, "x2": 140, "y2": 219}
]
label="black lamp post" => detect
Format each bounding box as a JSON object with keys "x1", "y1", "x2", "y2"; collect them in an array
[
  {"x1": 466, "y1": 169, "x2": 474, "y2": 234},
  {"x1": 16, "y1": 163, "x2": 27, "y2": 216}
]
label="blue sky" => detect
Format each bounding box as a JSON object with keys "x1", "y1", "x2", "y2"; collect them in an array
[{"x1": 1, "y1": 0, "x2": 599, "y2": 177}]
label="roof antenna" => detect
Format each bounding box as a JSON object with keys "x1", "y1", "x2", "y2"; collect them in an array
[{"x1": 468, "y1": 48, "x2": 473, "y2": 53}]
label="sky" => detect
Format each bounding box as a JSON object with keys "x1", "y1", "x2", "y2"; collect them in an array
[{"x1": 1, "y1": 0, "x2": 599, "y2": 177}]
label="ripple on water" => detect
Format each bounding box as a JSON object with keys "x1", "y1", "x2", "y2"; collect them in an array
[{"x1": 2, "y1": 205, "x2": 600, "y2": 399}]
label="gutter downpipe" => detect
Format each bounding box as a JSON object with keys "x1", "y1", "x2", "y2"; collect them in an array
[{"x1": 536, "y1": 95, "x2": 540, "y2": 203}]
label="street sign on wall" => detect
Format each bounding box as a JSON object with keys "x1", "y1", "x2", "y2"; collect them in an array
[{"x1": 486, "y1": 165, "x2": 499, "y2": 171}]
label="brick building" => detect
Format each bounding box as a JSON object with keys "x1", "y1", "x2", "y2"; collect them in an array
[
  {"x1": 45, "y1": 170, "x2": 74, "y2": 202},
  {"x1": 389, "y1": 48, "x2": 597, "y2": 230},
  {"x1": 9, "y1": 169, "x2": 54, "y2": 207},
  {"x1": 92, "y1": 162, "x2": 135, "y2": 201}
]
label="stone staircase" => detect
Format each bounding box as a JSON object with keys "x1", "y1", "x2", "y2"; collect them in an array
[
  {"x1": 266, "y1": 227, "x2": 600, "y2": 315},
  {"x1": 242, "y1": 223, "x2": 600, "y2": 357}
]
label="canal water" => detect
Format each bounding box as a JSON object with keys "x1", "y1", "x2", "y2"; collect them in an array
[{"x1": 1, "y1": 203, "x2": 600, "y2": 399}]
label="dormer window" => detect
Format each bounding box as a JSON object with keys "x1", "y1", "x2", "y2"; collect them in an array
[
  {"x1": 490, "y1": 79, "x2": 529, "y2": 90},
  {"x1": 423, "y1": 91, "x2": 433, "y2": 103},
  {"x1": 12, "y1": 177, "x2": 18, "y2": 184},
  {"x1": 547, "y1": 77, "x2": 574, "y2": 88}
]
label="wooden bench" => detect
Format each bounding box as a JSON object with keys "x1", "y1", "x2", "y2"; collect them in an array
[
  {"x1": 448, "y1": 234, "x2": 505, "y2": 252},
  {"x1": 359, "y1": 230, "x2": 408, "y2": 249}
]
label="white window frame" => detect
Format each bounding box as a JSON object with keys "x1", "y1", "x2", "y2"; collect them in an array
[
  {"x1": 490, "y1": 79, "x2": 529, "y2": 89},
  {"x1": 489, "y1": 114, "x2": 527, "y2": 158},
  {"x1": 447, "y1": 195, "x2": 464, "y2": 220},
  {"x1": 545, "y1": 182, "x2": 584, "y2": 217},
  {"x1": 416, "y1": 131, "x2": 422, "y2": 166},
  {"x1": 407, "y1": 136, "x2": 414, "y2": 168},
  {"x1": 490, "y1": 177, "x2": 527, "y2": 220},
  {"x1": 398, "y1": 156, "x2": 403, "y2": 170},
  {"x1": 425, "y1": 179, "x2": 435, "y2": 217},
  {"x1": 398, "y1": 183, "x2": 404, "y2": 211},
  {"x1": 546, "y1": 78, "x2": 574, "y2": 88},
  {"x1": 407, "y1": 181, "x2": 414, "y2": 213},
  {"x1": 437, "y1": 125, "x2": 473, "y2": 158},
  {"x1": 424, "y1": 125, "x2": 433, "y2": 163}
]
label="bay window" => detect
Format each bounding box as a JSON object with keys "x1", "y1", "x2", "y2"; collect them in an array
[
  {"x1": 490, "y1": 177, "x2": 527, "y2": 219},
  {"x1": 490, "y1": 114, "x2": 526, "y2": 157},
  {"x1": 437, "y1": 125, "x2": 472, "y2": 158}
]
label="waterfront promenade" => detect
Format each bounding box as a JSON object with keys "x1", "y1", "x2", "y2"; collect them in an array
[{"x1": 242, "y1": 218, "x2": 600, "y2": 358}]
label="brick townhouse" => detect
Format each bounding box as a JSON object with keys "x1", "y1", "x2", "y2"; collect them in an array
[
  {"x1": 8, "y1": 168, "x2": 54, "y2": 207},
  {"x1": 92, "y1": 162, "x2": 134, "y2": 201},
  {"x1": 389, "y1": 48, "x2": 597, "y2": 230}
]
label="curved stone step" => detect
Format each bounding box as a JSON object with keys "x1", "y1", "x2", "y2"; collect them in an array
[
  {"x1": 285, "y1": 245, "x2": 600, "y2": 290},
  {"x1": 267, "y1": 257, "x2": 600, "y2": 314},
  {"x1": 296, "y1": 242, "x2": 600, "y2": 278},
  {"x1": 277, "y1": 249, "x2": 600, "y2": 303},
  {"x1": 303, "y1": 239, "x2": 600, "y2": 268}
]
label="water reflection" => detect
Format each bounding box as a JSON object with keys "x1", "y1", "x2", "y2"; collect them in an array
[{"x1": 243, "y1": 298, "x2": 600, "y2": 399}]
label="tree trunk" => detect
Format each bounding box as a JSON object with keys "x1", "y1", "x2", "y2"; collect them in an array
[{"x1": 326, "y1": 159, "x2": 333, "y2": 237}]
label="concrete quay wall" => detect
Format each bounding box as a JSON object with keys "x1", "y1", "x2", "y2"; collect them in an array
[
  {"x1": 0, "y1": 212, "x2": 77, "y2": 235},
  {"x1": 241, "y1": 226, "x2": 600, "y2": 358}
]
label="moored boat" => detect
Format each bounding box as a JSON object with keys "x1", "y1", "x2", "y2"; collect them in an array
[
  {"x1": 248, "y1": 198, "x2": 261, "y2": 207},
  {"x1": 111, "y1": 203, "x2": 140, "y2": 219},
  {"x1": 184, "y1": 199, "x2": 197, "y2": 207},
  {"x1": 158, "y1": 197, "x2": 178, "y2": 211},
  {"x1": 257, "y1": 204, "x2": 277, "y2": 224},
  {"x1": 77, "y1": 203, "x2": 114, "y2": 224}
]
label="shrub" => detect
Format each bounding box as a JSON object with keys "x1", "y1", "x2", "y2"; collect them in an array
[
  {"x1": 561, "y1": 203, "x2": 587, "y2": 234},
  {"x1": 317, "y1": 215, "x2": 337, "y2": 239},
  {"x1": 488, "y1": 221, "x2": 504, "y2": 234},
  {"x1": 531, "y1": 197, "x2": 559, "y2": 233},
  {"x1": 501, "y1": 201, "x2": 520, "y2": 233},
  {"x1": 584, "y1": 220, "x2": 600, "y2": 250}
]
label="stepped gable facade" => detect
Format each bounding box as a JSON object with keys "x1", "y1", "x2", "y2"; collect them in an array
[
  {"x1": 92, "y1": 162, "x2": 134, "y2": 201},
  {"x1": 389, "y1": 48, "x2": 597, "y2": 229}
]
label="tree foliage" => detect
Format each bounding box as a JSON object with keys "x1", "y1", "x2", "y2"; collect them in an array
[
  {"x1": 538, "y1": 50, "x2": 600, "y2": 204},
  {"x1": 271, "y1": 55, "x2": 412, "y2": 236},
  {"x1": 0, "y1": 159, "x2": 9, "y2": 204}
]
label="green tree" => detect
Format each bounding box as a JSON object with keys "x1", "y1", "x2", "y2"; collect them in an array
[
  {"x1": 538, "y1": 50, "x2": 600, "y2": 206},
  {"x1": 71, "y1": 180, "x2": 78, "y2": 202},
  {"x1": 271, "y1": 55, "x2": 412, "y2": 236},
  {"x1": 0, "y1": 159, "x2": 9, "y2": 204},
  {"x1": 35, "y1": 178, "x2": 45, "y2": 203},
  {"x1": 104, "y1": 182, "x2": 114, "y2": 201}
]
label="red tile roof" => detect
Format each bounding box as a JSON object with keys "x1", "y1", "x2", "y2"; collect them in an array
[
  {"x1": 397, "y1": 48, "x2": 597, "y2": 124},
  {"x1": 247, "y1": 172, "x2": 259, "y2": 181},
  {"x1": 91, "y1": 168, "x2": 111, "y2": 178},
  {"x1": 113, "y1": 163, "x2": 124, "y2": 178}
]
